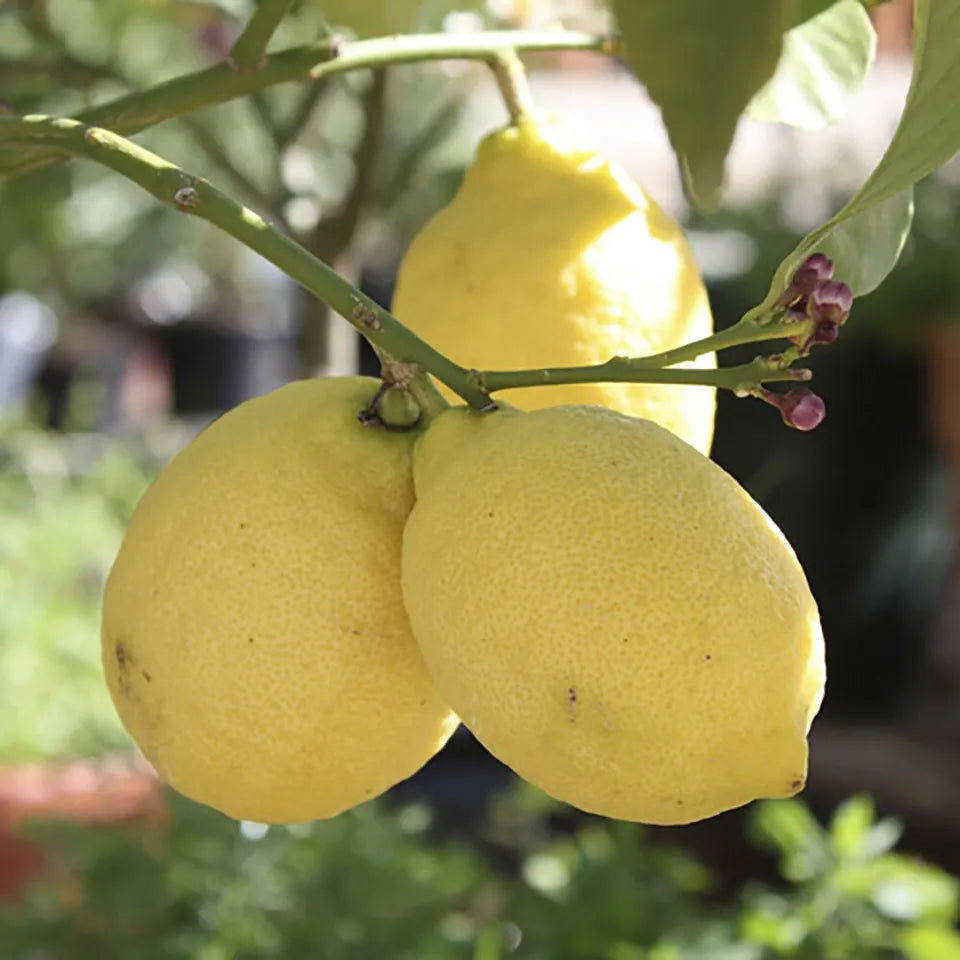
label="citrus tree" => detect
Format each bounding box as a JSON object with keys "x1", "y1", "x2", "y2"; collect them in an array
[{"x1": 2, "y1": 0, "x2": 959, "y2": 831}]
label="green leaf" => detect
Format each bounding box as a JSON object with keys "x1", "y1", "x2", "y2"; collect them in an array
[
  {"x1": 749, "y1": 799, "x2": 831, "y2": 882},
  {"x1": 855, "y1": 855, "x2": 960, "y2": 923},
  {"x1": 611, "y1": 0, "x2": 785, "y2": 211},
  {"x1": 901, "y1": 926, "x2": 960, "y2": 960},
  {"x1": 815, "y1": 186, "x2": 915, "y2": 294},
  {"x1": 829, "y1": 794, "x2": 875, "y2": 858},
  {"x1": 748, "y1": 0, "x2": 877, "y2": 130},
  {"x1": 746, "y1": 0, "x2": 960, "y2": 318},
  {"x1": 786, "y1": 0, "x2": 843, "y2": 28}
]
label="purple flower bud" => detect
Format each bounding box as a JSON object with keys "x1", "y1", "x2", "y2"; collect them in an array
[
  {"x1": 780, "y1": 389, "x2": 826, "y2": 431},
  {"x1": 778, "y1": 254, "x2": 836, "y2": 308},
  {"x1": 759, "y1": 388, "x2": 826, "y2": 430},
  {"x1": 799, "y1": 253, "x2": 835, "y2": 281},
  {"x1": 810, "y1": 319, "x2": 840, "y2": 346},
  {"x1": 810, "y1": 280, "x2": 853, "y2": 325}
]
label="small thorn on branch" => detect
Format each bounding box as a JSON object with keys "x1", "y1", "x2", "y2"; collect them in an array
[
  {"x1": 352, "y1": 303, "x2": 381, "y2": 330},
  {"x1": 174, "y1": 185, "x2": 200, "y2": 210}
]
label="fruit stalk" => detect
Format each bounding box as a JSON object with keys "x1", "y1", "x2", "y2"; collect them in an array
[
  {"x1": 0, "y1": 31, "x2": 610, "y2": 180},
  {"x1": 627, "y1": 315, "x2": 811, "y2": 369},
  {"x1": 229, "y1": 0, "x2": 296, "y2": 71},
  {"x1": 490, "y1": 51, "x2": 537, "y2": 123},
  {"x1": 478, "y1": 355, "x2": 811, "y2": 394}
]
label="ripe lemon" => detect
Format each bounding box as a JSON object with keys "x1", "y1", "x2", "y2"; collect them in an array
[
  {"x1": 402, "y1": 404, "x2": 825, "y2": 825},
  {"x1": 392, "y1": 115, "x2": 717, "y2": 454},
  {"x1": 102, "y1": 377, "x2": 457, "y2": 824}
]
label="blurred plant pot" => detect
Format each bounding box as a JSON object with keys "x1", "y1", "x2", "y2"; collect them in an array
[
  {"x1": 161, "y1": 318, "x2": 296, "y2": 415},
  {"x1": 0, "y1": 753, "x2": 164, "y2": 902}
]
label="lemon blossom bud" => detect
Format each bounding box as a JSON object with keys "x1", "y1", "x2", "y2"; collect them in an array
[
  {"x1": 810, "y1": 280, "x2": 853, "y2": 326},
  {"x1": 778, "y1": 253, "x2": 836, "y2": 307},
  {"x1": 761, "y1": 388, "x2": 826, "y2": 431}
]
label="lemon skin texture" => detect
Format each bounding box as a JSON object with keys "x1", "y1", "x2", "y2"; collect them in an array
[
  {"x1": 402, "y1": 405, "x2": 825, "y2": 825},
  {"x1": 102, "y1": 377, "x2": 457, "y2": 824},
  {"x1": 392, "y1": 116, "x2": 717, "y2": 454}
]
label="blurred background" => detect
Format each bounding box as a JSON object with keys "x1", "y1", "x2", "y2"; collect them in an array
[{"x1": 2, "y1": 0, "x2": 960, "y2": 956}]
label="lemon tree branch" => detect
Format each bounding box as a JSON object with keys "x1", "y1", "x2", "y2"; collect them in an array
[
  {"x1": 0, "y1": 115, "x2": 818, "y2": 410},
  {"x1": 478, "y1": 355, "x2": 811, "y2": 395},
  {"x1": 229, "y1": 0, "x2": 297, "y2": 70},
  {"x1": 476, "y1": 314, "x2": 813, "y2": 395},
  {"x1": 0, "y1": 114, "x2": 490, "y2": 408},
  {"x1": 0, "y1": 30, "x2": 610, "y2": 180},
  {"x1": 628, "y1": 315, "x2": 810, "y2": 368}
]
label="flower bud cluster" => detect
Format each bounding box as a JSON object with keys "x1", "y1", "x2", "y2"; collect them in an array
[
  {"x1": 779, "y1": 253, "x2": 854, "y2": 355},
  {"x1": 756, "y1": 254, "x2": 856, "y2": 431}
]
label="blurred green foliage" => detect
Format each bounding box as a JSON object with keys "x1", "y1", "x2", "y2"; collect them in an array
[
  {"x1": 2, "y1": 426, "x2": 957, "y2": 958},
  {"x1": 0, "y1": 0, "x2": 479, "y2": 317},
  {"x1": 0, "y1": 427, "x2": 149, "y2": 760},
  {"x1": 2, "y1": 786, "x2": 959, "y2": 959}
]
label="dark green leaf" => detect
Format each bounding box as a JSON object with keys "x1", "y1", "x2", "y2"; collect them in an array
[
  {"x1": 786, "y1": 0, "x2": 843, "y2": 28},
  {"x1": 611, "y1": 0, "x2": 785, "y2": 211},
  {"x1": 746, "y1": 0, "x2": 960, "y2": 317}
]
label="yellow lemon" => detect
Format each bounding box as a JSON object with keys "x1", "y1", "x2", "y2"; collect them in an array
[
  {"x1": 402, "y1": 404, "x2": 824, "y2": 824},
  {"x1": 392, "y1": 115, "x2": 716, "y2": 454},
  {"x1": 102, "y1": 377, "x2": 457, "y2": 823}
]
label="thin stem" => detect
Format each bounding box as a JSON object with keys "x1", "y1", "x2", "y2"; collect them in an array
[
  {"x1": 0, "y1": 30, "x2": 609, "y2": 179},
  {"x1": 0, "y1": 114, "x2": 492, "y2": 407},
  {"x1": 490, "y1": 51, "x2": 536, "y2": 123},
  {"x1": 179, "y1": 114, "x2": 283, "y2": 220},
  {"x1": 630, "y1": 315, "x2": 810, "y2": 369},
  {"x1": 229, "y1": 0, "x2": 296, "y2": 71},
  {"x1": 406, "y1": 375, "x2": 451, "y2": 420},
  {"x1": 479, "y1": 357, "x2": 810, "y2": 394}
]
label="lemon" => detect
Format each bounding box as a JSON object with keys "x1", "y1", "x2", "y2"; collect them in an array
[
  {"x1": 402, "y1": 404, "x2": 825, "y2": 825},
  {"x1": 392, "y1": 115, "x2": 717, "y2": 454},
  {"x1": 102, "y1": 377, "x2": 457, "y2": 824}
]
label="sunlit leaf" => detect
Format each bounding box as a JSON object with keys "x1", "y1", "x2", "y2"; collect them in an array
[
  {"x1": 748, "y1": 0, "x2": 876, "y2": 130},
  {"x1": 746, "y1": 0, "x2": 960, "y2": 318}
]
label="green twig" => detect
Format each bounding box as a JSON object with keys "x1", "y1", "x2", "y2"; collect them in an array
[
  {"x1": 490, "y1": 51, "x2": 536, "y2": 123},
  {"x1": 0, "y1": 31, "x2": 609, "y2": 179},
  {"x1": 229, "y1": 0, "x2": 296, "y2": 71},
  {"x1": 628, "y1": 316, "x2": 810, "y2": 369},
  {"x1": 0, "y1": 116, "x2": 814, "y2": 408},
  {"x1": 476, "y1": 315, "x2": 811, "y2": 393},
  {"x1": 179, "y1": 114, "x2": 283, "y2": 220},
  {"x1": 298, "y1": 70, "x2": 388, "y2": 374},
  {"x1": 479, "y1": 356, "x2": 810, "y2": 394},
  {"x1": 0, "y1": 114, "x2": 491, "y2": 406}
]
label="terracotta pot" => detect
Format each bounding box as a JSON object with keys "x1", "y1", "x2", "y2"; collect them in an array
[{"x1": 0, "y1": 753, "x2": 164, "y2": 902}]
